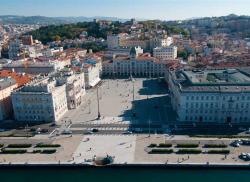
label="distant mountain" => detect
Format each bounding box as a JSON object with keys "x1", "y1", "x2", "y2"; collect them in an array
[
  {"x1": 56, "y1": 16, "x2": 130, "y2": 23},
  {"x1": 0, "y1": 15, "x2": 130, "y2": 25},
  {"x1": 0, "y1": 15, "x2": 66, "y2": 25}
]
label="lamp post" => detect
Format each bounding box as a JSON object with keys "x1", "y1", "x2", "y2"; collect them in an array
[
  {"x1": 132, "y1": 75, "x2": 136, "y2": 117},
  {"x1": 148, "y1": 118, "x2": 151, "y2": 137},
  {"x1": 147, "y1": 95, "x2": 151, "y2": 137},
  {"x1": 88, "y1": 99, "x2": 91, "y2": 114},
  {"x1": 97, "y1": 86, "x2": 101, "y2": 119}
]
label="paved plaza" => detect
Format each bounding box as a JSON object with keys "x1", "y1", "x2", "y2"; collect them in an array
[
  {"x1": 60, "y1": 78, "x2": 174, "y2": 125},
  {"x1": 1, "y1": 134, "x2": 250, "y2": 165}
]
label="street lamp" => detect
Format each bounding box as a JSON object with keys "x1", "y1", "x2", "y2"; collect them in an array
[
  {"x1": 148, "y1": 118, "x2": 151, "y2": 137},
  {"x1": 97, "y1": 86, "x2": 101, "y2": 119},
  {"x1": 132, "y1": 75, "x2": 136, "y2": 117},
  {"x1": 88, "y1": 99, "x2": 91, "y2": 114},
  {"x1": 147, "y1": 95, "x2": 151, "y2": 137}
]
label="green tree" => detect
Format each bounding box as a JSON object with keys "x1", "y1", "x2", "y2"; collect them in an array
[
  {"x1": 178, "y1": 50, "x2": 188, "y2": 59},
  {"x1": 54, "y1": 35, "x2": 61, "y2": 41}
]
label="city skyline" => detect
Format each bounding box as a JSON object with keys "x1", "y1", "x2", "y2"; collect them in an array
[{"x1": 0, "y1": 0, "x2": 250, "y2": 20}]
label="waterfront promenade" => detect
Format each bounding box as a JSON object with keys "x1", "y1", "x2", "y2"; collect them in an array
[{"x1": 0, "y1": 134, "x2": 250, "y2": 167}]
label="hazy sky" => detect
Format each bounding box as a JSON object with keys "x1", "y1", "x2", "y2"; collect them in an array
[{"x1": 0, "y1": 0, "x2": 250, "y2": 20}]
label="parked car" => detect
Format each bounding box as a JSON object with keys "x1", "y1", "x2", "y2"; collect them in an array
[
  {"x1": 230, "y1": 141, "x2": 240, "y2": 147},
  {"x1": 41, "y1": 129, "x2": 48, "y2": 133},
  {"x1": 85, "y1": 131, "x2": 93, "y2": 135},
  {"x1": 239, "y1": 153, "x2": 250, "y2": 161},
  {"x1": 50, "y1": 123, "x2": 57, "y2": 127},
  {"x1": 242, "y1": 140, "x2": 250, "y2": 145},
  {"x1": 122, "y1": 131, "x2": 133, "y2": 135},
  {"x1": 61, "y1": 130, "x2": 72, "y2": 135},
  {"x1": 92, "y1": 129, "x2": 99, "y2": 133}
]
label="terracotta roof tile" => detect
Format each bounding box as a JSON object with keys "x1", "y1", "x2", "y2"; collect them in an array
[{"x1": 0, "y1": 70, "x2": 31, "y2": 88}]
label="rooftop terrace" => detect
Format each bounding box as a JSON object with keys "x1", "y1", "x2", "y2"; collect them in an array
[
  {"x1": 172, "y1": 68, "x2": 250, "y2": 93},
  {"x1": 183, "y1": 69, "x2": 250, "y2": 86}
]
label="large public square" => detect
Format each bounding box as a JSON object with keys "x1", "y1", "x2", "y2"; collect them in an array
[
  {"x1": 1, "y1": 78, "x2": 250, "y2": 166},
  {"x1": 61, "y1": 77, "x2": 173, "y2": 125}
]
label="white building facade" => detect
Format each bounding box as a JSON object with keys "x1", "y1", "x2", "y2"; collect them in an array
[
  {"x1": 0, "y1": 78, "x2": 17, "y2": 120},
  {"x1": 56, "y1": 71, "x2": 86, "y2": 109},
  {"x1": 12, "y1": 78, "x2": 68, "y2": 123},
  {"x1": 153, "y1": 46, "x2": 177, "y2": 60},
  {"x1": 168, "y1": 69, "x2": 250, "y2": 123},
  {"x1": 103, "y1": 48, "x2": 165, "y2": 77},
  {"x1": 83, "y1": 64, "x2": 101, "y2": 88}
]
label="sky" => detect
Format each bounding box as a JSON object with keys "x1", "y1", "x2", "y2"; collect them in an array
[{"x1": 0, "y1": 0, "x2": 250, "y2": 20}]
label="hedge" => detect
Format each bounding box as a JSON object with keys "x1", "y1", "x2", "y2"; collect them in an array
[
  {"x1": 35, "y1": 144, "x2": 61, "y2": 148},
  {"x1": 7, "y1": 144, "x2": 32, "y2": 148},
  {"x1": 207, "y1": 150, "x2": 230, "y2": 154},
  {"x1": 157, "y1": 143, "x2": 172, "y2": 148},
  {"x1": 176, "y1": 149, "x2": 202, "y2": 154},
  {"x1": 1, "y1": 149, "x2": 27, "y2": 154},
  {"x1": 0, "y1": 144, "x2": 3, "y2": 148},
  {"x1": 41, "y1": 149, "x2": 57, "y2": 154},
  {"x1": 203, "y1": 144, "x2": 227, "y2": 148},
  {"x1": 148, "y1": 144, "x2": 157, "y2": 148},
  {"x1": 32, "y1": 150, "x2": 42, "y2": 153},
  {"x1": 190, "y1": 135, "x2": 250, "y2": 139},
  {"x1": 149, "y1": 149, "x2": 173, "y2": 154},
  {"x1": 176, "y1": 144, "x2": 199, "y2": 148}
]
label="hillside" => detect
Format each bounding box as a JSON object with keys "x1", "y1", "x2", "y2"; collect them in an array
[
  {"x1": 0, "y1": 15, "x2": 129, "y2": 25},
  {"x1": 28, "y1": 21, "x2": 128, "y2": 44}
]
